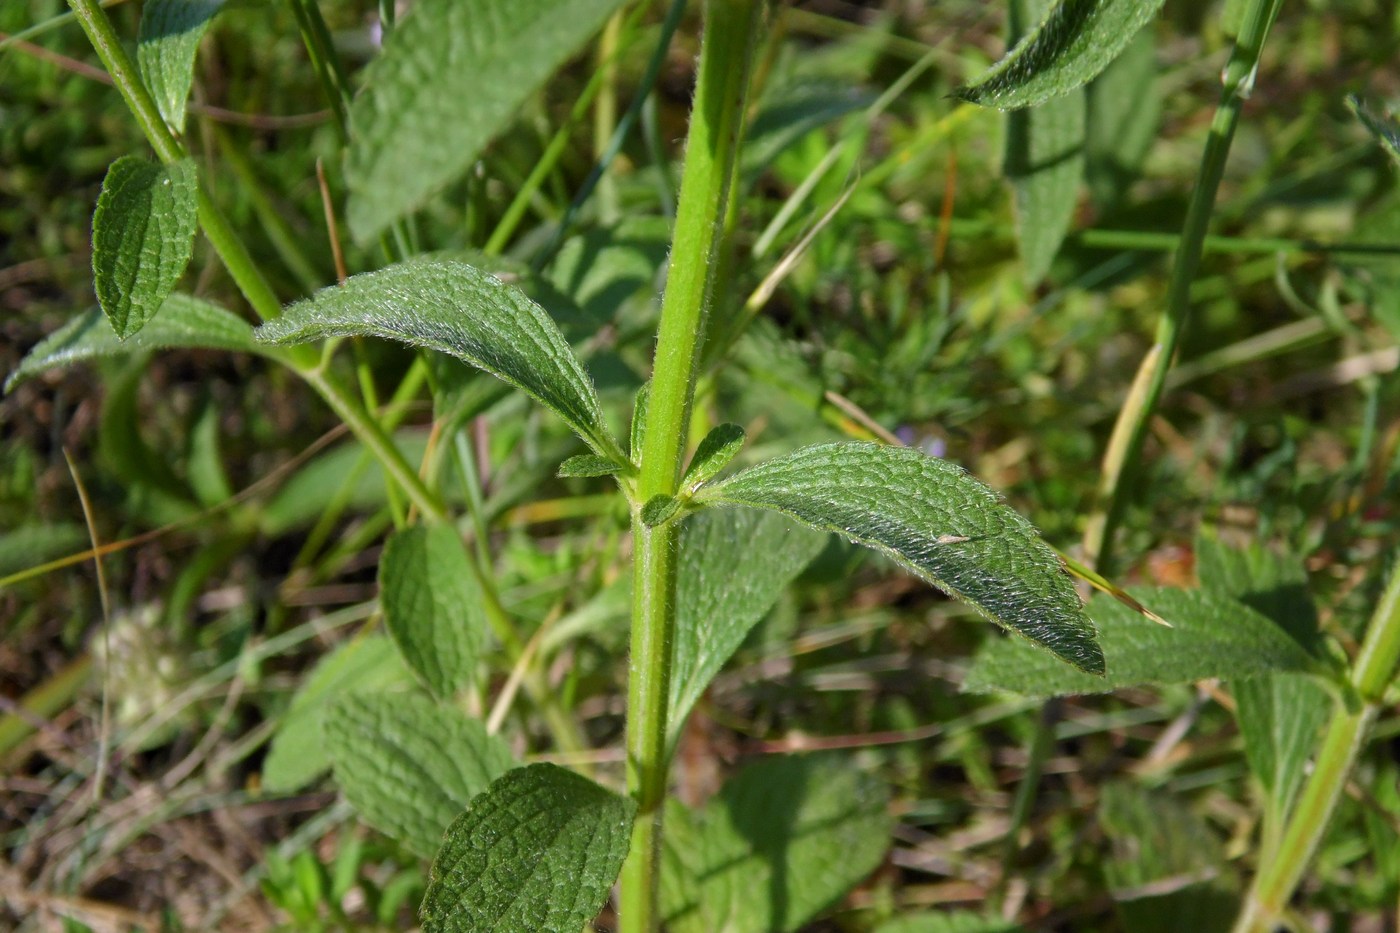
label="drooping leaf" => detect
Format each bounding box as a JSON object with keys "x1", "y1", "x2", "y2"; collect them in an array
[
  {"x1": 262, "y1": 635, "x2": 414, "y2": 793},
  {"x1": 681, "y1": 423, "x2": 746, "y2": 491},
  {"x1": 380, "y1": 524, "x2": 484, "y2": 699},
  {"x1": 1004, "y1": 0, "x2": 1084, "y2": 285},
  {"x1": 668, "y1": 509, "x2": 825, "y2": 743},
  {"x1": 1085, "y1": 24, "x2": 1158, "y2": 207},
  {"x1": 137, "y1": 0, "x2": 225, "y2": 132},
  {"x1": 6, "y1": 297, "x2": 258, "y2": 392},
  {"x1": 92, "y1": 156, "x2": 200, "y2": 338},
  {"x1": 345, "y1": 0, "x2": 627, "y2": 243},
  {"x1": 325, "y1": 692, "x2": 515, "y2": 858},
  {"x1": 256, "y1": 260, "x2": 626, "y2": 461},
  {"x1": 660, "y1": 755, "x2": 891, "y2": 933},
  {"x1": 876, "y1": 914, "x2": 1027, "y2": 933},
  {"x1": 420, "y1": 763, "x2": 635, "y2": 933},
  {"x1": 955, "y1": 0, "x2": 1167, "y2": 110},
  {"x1": 1098, "y1": 781, "x2": 1240, "y2": 933},
  {"x1": 963, "y1": 588, "x2": 1319, "y2": 696},
  {"x1": 700, "y1": 442, "x2": 1103, "y2": 674}
]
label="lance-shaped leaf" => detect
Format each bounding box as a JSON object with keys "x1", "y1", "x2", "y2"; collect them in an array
[
  {"x1": 660, "y1": 755, "x2": 891, "y2": 933},
  {"x1": 954, "y1": 0, "x2": 1167, "y2": 110},
  {"x1": 421, "y1": 763, "x2": 635, "y2": 933},
  {"x1": 380, "y1": 524, "x2": 484, "y2": 699},
  {"x1": 92, "y1": 156, "x2": 200, "y2": 338},
  {"x1": 963, "y1": 588, "x2": 1319, "y2": 696},
  {"x1": 1350, "y1": 95, "x2": 1400, "y2": 168},
  {"x1": 681, "y1": 423, "x2": 745, "y2": 491},
  {"x1": 326, "y1": 692, "x2": 515, "y2": 858},
  {"x1": 137, "y1": 0, "x2": 225, "y2": 132},
  {"x1": 557, "y1": 454, "x2": 624, "y2": 478},
  {"x1": 345, "y1": 0, "x2": 627, "y2": 243},
  {"x1": 698, "y1": 442, "x2": 1102, "y2": 673},
  {"x1": 668, "y1": 509, "x2": 825, "y2": 743},
  {"x1": 5, "y1": 296, "x2": 258, "y2": 392},
  {"x1": 256, "y1": 260, "x2": 626, "y2": 461}
]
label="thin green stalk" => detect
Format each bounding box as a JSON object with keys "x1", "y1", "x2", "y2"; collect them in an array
[
  {"x1": 1233, "y1": 559, "x2": 1400, "y2": 932},
  {"x1": 620, "y1": 2, "x2": 762, "y2": 930},
  {"x1": 288, "y1": 0, "x2": 352, "y2": 144},
  {"x1": 1084, "y1": 0, "x2": 1285, "y2": 575}
]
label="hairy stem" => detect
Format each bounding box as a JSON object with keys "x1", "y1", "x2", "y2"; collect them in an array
[
  {"x1": 1083, "y1": 0, "x2": 1284, "y2": 574},
  {"x1": 619, "y1": 1, "x2": 762, "y2": 929}
]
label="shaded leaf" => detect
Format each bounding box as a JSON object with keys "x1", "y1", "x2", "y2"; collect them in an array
[
  {"x1": 92, "y1": 157, "x2": 200, "y2": 338},
  {"x1": 1350, "y1": 95, "x2": 1400, "y2": 168},
  {"x1": 256, "y1": 260, "x2": 624, "y2": 460},
  {"x1": 668, "y1": 509, "x2": 825, "y2": 743},
  {"x1": 681, "y1": 423, "x2": 745, "y2": 491},
  {"x1": 963, "y1": 588, "x2": 1319, "y2": 696},
  {"x1": 1098, "y1": 781, "x2": 1239, "y2": 933},
  {"x1": 661, "y1": 755, "x2": 891, "y2": 933},
  {"x1": 701, "y1": 442, "x2": 1102, "y2": 673},
  {"x1": 346, "y1": 0, "x2": 627, "y2": 242},
  {"x1": 557, "y1": 454, "x2": 624, "y2": 478},
  {"x1": 5, "y1": 296, "x2": 258, "y2": 393},
  {"x1": 380, "y1": 524, "x2": 484, "y2": 699},
  {"x1": 641, "y1": 494, "x2": 681, "y2": 527},
  {"x1": 262, "y1": 635, "x2": 414, "y2": 793},
  {"x1": 1195, "y1": 535, "x2": 1320, "y2": 651},
  {"x1": 137, "y1": 0, "x2": 225, "y2": 132},
  {"x1": 421, "y1": 763, "x2": 635, "y2": 933},
  {"x1": 1085, "y1": 24, "x2": 1158, "y2": 207},
  {"x1": 955, "y1": 0, "x2": 1167, "y2": 110},
  {"x1": 876, "y1": 914, "x2": 1027, "y2": 933},
  {"x1": 326, "y1": 692, "x2": 515, "y2": 858}
]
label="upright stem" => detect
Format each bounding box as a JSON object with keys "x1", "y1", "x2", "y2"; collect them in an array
[
  {"x1": 1232, "y1": 558, "x2": 1400, "y2": 932},
  {"x1": 1083, "y1": 0, "x2": 1284, "y2": 574},
  {"x1": 620, "y1": 2, "x2": 762, "y2": 930}
]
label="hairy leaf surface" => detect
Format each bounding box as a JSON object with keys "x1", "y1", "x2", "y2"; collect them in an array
[
  {"x1": 345, "y1": 0, "x2": 626, "y2": 242},
  {"x1": 92, "y1": 157, "x2": 200, "y2": 338},
  {"x1": 380, "y1": 524, "x2": 483, "y2": 699},
  {"x1": 681, "y1": 423, "x2": 746, "y2": 490},
  {"x1": 262, "y1": 635, "x2": 413, "y2": 793},
  {"x1": 955, "y1": 0, "x2": 1167, "y2": 110},
  {"x1": 702, "y1": 442, "x2": 1102, "y2": 673},
  {"x1": 668, "y1": 509, "x2": 825, "y2": 742},
  {"x1": 137, "y1": 0, "x2": 225, "y2": 131},
  {"x1": 6, "y1": 296, "x2": 257, "y2": 392},
  {"x1": 661, "y1": 755, "x2": 890, "y2": 933},
  {"x1": 326, "y1": 692, "x2": 514, "y2": 858},
  {"x1": 963, "y1": 588, "x2": 1318, "y2": 696},
  {"x1": 257, "y1": 261, "x2": 625, "y2": 460},
  {"x1": 421, "y1": 763, "x2": 635, "y2": 933}
]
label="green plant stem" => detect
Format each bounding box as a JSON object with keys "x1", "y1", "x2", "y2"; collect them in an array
[
  {"x1": 620, "y1": 1, "x2": 762, "y2": 929},
  {"x1": 1233, "y1": 559, "x2": 1400, "y2": 932},
  {"x1": 1083, "y1": 0, "x2": 1284, "y2": 575}
]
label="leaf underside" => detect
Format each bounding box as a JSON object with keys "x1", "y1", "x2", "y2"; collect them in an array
[
  {"x1": 421, "y1": 763, "x2": 635, "y2": 933},
  {"x1": 255, "y1": 260, "x2": 624, "y2": 461},
  {"x1": 955, "y1": 0, "x2": 1168, "y2": 110},
  {"x1": 345, "y1": 0, "x2": 627, "y2": 243},
  {"x1": 704, "y1": 442, "x2": 1103, "y2": 674},
  {"x1": 92, "y1": 156, "x2": 200, "y2": 338}
]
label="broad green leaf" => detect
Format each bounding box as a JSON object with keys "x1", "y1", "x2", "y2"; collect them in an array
[
  {"x1": 1098, "y1": 781, "x2": 1239, "y2": 933},
  {"x1": 955, "y1": 0, "x2": 1167, "y2": 110},
  {"x1": 421, "y1": 763, "x2": 635, "y2": 933},
  {"x1": 681, "y1": 423, "x2": 745, "y2": 491},
  {"x1": 262, "y1": 634, "x2": 414, "y2": 793},
  {"x1": 137, "y1": 0, "x2": 225, "y2": 132},
  {"x1": 1004, "y1": 0, "x2": 1084, "y2": 285},
  {"x1": 256, "y1": 260, "x2": 625, "y2": 461},
  {"x1": 668, "y1": 509, "x2": 825, "y2": 743},
  {"x1": 700, "y1": 443, "x2": 1103, "y2": 674},
  {"x1": 345, "y1": 0, "x2": 627, "y2": 243},
  {"x1": 1085, "y1": 24, "x2": 1158, "y2": 207},
  {"x1": 557, "y1": 454, "x2": 624, "y2": 478},
  {"x1": 876, "y1": 914, "x2": 1026, "y2": 933},
  {"x1": 1195, "y1": 535, "x2": 1328, "y2": 820},
  {"x1": 963, "y1": 588, "x2": 1318, "y2": 696},
  {"x1": 380, "y1": 524, "x2": 483, "y2": 699},
  {"x1": 325, "y1": 692, "x2": 515, "y2": 858},
  {"x1": 547, "y1": 216, "x2": 670, "y2": 323},
  {"x1": 660, "y1": 755, "x2": 891, "y2": 933},
  {"x1": 6, "y1": 297, "x2": 258, "y2": 392},
  {"x1": 92, "y1": 156, "x2": 200, "y2": 338},
  {"x1": 1350, "y1": 95, "x2": 1400, "y2": 168}
]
